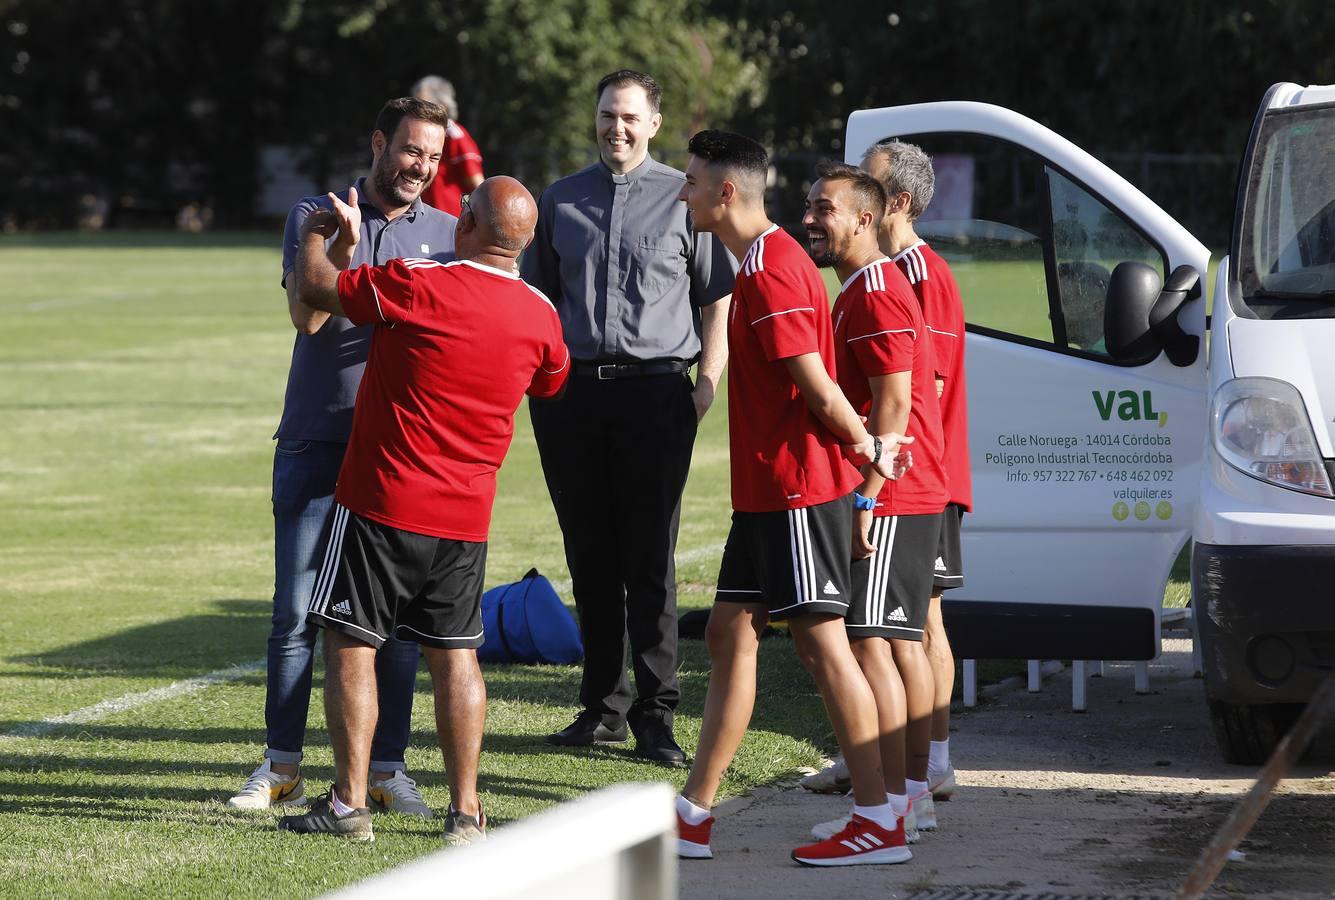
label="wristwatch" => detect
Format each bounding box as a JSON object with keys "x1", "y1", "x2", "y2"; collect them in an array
[
  {"x1": 872, "y1": 436, "x2": 883, "y2": 465},
  {"x1": 853, "y1": 492, "x2": 877, "y2": 511}
]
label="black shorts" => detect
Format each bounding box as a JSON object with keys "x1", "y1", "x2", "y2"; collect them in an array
[
  {"x1": 848, "y1": 511, "x2": 941, "y2": 640},
  {"x1": 714, "y1": 494, "x2": 853, "y2": 621},
  {"x1": 307, "y1": 505, "x2": 487, "y2": 650},
  {"x1": 933, "y1": 503, "x2": 965, "y2": 592}
]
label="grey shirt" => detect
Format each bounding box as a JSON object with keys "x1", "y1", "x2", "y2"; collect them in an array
[
  {"x1": 275, "y1": 178, "x2": 457, "y2": 442},
  {"x1": 520, "y1": 156, "x2": 736, "y2": 362}
]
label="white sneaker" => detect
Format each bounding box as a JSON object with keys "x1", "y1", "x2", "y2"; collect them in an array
[
  {"x1": 226, "y1": 759, "x2": 307, "y2": 810},
  {"x1": 799, "y1": 758, "x2": 850, "y2": 794},
  {"x1": 903, "y1": 804, "x2": 920, "y2": 843},
  {"x1": 929, "y1": 765, "x2": 956, "y2": 801},
  {"x1": 912, "y1": 791, "x2": 938, "y2": 830},
  {"x1": 810, "y1": 810, "x2": 919, "y2": 844},
  {"x1": 367, "y1": 770, "x2": 435, "y2": 819}
]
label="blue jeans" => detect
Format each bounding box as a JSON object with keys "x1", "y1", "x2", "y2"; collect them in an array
[{"x1": 265, "y1": 438, "x2": 420, "y2": 770}]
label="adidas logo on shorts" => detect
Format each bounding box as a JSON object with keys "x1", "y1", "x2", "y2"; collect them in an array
[
  {"x1": 888, "y1": 606, "x2": 908, "y2": 623},
  {"x1": 823, "y1": 580, "x2": 840, "y2": 596},
  {"x1": 332, "y1": 599, "x2": 353, "y2": 616},
  {"x1": 934, "y1": 556, "x2": 947, "y2": 572}
]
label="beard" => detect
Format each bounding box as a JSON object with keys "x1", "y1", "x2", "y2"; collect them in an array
[
  {"x1": 371, "y1": 158, "x2": 420, "y2": 206},
  {"x1": 807, "y1": 248, "x2": 837, "y2": 267}
]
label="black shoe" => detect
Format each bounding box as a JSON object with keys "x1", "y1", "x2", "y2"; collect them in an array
[
  {"x1": 632, "y1": 716, "x2": 687, "y2": 768},
  {"x1": 277, "y1": 788, "x2": 374, "y2": 842},
  {"x1": 546, "y1": 711, "x2": 629, "y2": 746}
]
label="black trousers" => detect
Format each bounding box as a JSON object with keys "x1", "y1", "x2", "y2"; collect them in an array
[{"x1": 529, "y1": 370, "x2": 698, "y2": 726}]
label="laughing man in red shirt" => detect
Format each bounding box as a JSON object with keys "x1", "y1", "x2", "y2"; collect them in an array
[
  {"x1": 278, "y1": 177, "x2": 569, "y2": 845},
  {"x1": 673, "y1": 130, "x2": 915, "y2": 868}
]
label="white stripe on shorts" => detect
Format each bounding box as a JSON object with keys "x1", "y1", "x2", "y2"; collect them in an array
[{"x1": 309, "y1": 503, "x2": 350, "y2": 616}]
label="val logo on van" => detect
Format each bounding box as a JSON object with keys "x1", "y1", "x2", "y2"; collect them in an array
[{"x1": 1092, "y1": 390, "x2": 1167, "y2": 428}]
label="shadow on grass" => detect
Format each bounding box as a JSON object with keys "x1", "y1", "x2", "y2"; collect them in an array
[{"x1": 9, "y1": 598, "x2": 269, "y2": 678}]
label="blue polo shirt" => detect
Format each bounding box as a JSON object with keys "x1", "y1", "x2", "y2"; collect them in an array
[{"x1": 275, "y1": 178, "x2": 457, "y2": 442}]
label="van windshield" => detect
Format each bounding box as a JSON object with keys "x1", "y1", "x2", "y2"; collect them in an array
[{"x1": 1238, "y1": 103, "x2": 1335, "y2": 318}]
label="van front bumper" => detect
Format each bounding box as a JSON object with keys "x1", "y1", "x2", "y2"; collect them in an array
[{"x1": 1193, "y1": 542, "x2": 1335, "y2": 705}]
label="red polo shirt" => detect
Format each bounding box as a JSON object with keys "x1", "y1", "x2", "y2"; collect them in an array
[
  {"x1": 727, "y1": 225, "x2": 859, "y2": 512},
  {"x1": 334, "y1": 258, "x2": 569, "y2": 540}
]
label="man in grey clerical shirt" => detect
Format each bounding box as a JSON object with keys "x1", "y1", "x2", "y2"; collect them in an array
[{"x1": 521, "y1": 69, "x2": 735, "y2": 766}]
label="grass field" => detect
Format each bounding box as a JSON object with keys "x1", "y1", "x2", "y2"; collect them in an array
[{"x1": 0, "y1": 233, "x2": 1186, "y2": 896}]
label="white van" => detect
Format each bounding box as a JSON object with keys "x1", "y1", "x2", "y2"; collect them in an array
[{"x1": 844, "y1": 83, "x2": 1335, "y2": 764}]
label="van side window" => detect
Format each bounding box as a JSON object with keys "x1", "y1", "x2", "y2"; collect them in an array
[
  {"x1": 1048, "y1": 169, "x2": 1165, "y2": 356},
  {"x1": 907, "y1": 134, "x2": 1166, "y2": 360}
]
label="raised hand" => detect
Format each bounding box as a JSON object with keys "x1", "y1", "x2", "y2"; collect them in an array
[
  {"x1": 301, "y1": 207, "x2": 340, "y2": 239},
  {"x1": 328, "y1": 186, "x2": 361, "y2": 243}
]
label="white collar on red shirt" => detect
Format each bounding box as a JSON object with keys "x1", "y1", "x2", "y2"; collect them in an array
[
  {"x1": 839, "y1": 256, "x2": 893, "y2": 294},
  {"x1": 891, "y1": 239, "x2": 927, "y2": 263},
  {"x1": 453, "y1": 259, "x2": 521, "y2": 279}
]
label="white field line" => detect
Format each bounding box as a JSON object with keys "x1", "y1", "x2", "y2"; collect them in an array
[
  {"x1": 0, "y1": 546, "x2": 725, "y2": 742},
  {"x1": 0, "y1": 659, "x2": 264, "y2": 741}
]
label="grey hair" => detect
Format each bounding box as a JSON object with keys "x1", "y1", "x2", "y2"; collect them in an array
[
  {"x1": 410, "y1": 75, "x2": 459, "y2": 120},
  {"x1": 863, "y1": 139, "x2": 935, "y2": 221}
]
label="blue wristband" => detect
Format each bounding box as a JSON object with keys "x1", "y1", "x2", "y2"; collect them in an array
[{"x1": 852, "y1": 492, "x2": 876, "y2": 511}]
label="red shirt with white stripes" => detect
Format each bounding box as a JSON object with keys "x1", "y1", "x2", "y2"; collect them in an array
[
  {"x1": 727, "y1": 225, "x2": 860, "y2": 513},
  {"x1": 833, "y1": 258, "x2": 949, "y2": 516},
  {"x1": 420, "y1": 121, "x2": 484, "y2": 217},
  {"x1": 334, "y1": 258, "x2": 569, "y2": 541},
  {"x1": 893, "y1": 240, "x2": 972, "y2": 511}
]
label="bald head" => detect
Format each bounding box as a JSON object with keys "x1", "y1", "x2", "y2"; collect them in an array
[{"x1": 461, "y1": 176, "x2": 537, "y2": 258}]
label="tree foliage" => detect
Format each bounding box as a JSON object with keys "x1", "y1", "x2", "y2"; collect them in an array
[{"x1": 2, "y1": 0, "x2": 1334, "y2": 236}]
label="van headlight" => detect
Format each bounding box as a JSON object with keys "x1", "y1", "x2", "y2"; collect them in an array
[{"x1": 1211, "y1": 377, "x2": 1333, "y2": 497}]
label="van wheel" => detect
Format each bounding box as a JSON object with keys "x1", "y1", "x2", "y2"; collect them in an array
[{"x1": 1207, "y1": 699, "x2": 1300, "y2": 765}]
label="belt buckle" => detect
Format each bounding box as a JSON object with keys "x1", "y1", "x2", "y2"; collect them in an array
[{"x1": 597, "y1": 364, "x2": 617, "y2": 380}]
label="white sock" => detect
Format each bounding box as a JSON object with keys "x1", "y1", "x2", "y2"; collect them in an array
[
  {"x1": 853, "y1": 801, "x2": 897, "y2": 831},
  {"x1": 906, "y1": 778, "x2": 929, "y2": 800},
  {"x1": 888, "y1": 792, "x2": 909, "y2": 817},
  {"x1": 929, "y1": 739, "x2": 950, "y2": 776},
  {"x1": 676, "y1": 793, "x2": 711, "y2": 825},
  {"x1": 330, "y1": 787, "x2": 357, "y2": 816}
]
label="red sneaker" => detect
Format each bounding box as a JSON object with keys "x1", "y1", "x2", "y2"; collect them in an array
[
  {"x1": 790, "y1": 813, "x2": 912, "y2": 867},
  {"x1": 677, "y1": 810, "x2": 715, "y2": 859}
]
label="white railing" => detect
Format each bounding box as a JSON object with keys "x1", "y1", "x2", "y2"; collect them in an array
[{"x1": 329, "y1": 782, "x2": 676, "y2": 900}]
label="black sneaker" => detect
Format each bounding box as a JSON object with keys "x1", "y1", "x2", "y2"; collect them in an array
[
  {"x1": 277, "y1": 788, "x2": 374, "y2": 842},
  {"x1": 442, "y1": 803, "x2": 487, "y2": 846},
  {"x1": 545, "y1": 711, "x2": 628, "y2": 746}
]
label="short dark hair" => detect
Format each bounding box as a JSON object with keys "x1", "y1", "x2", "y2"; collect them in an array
[
  {"x1": 688, "y1": 129, "x2": 769, "y2": 185},
  {"x1": 814, "y1": 160, "x2": 888, "y2": 223},
  {"x1": 863, "y1": 139, "x2": 935, "y2": 221},
  {"x1": 596, "y1": 70, "x2": 662, "y2": 113},
  {"x1": 374, "y1": 97, "x2": 450, "y2": 143}
]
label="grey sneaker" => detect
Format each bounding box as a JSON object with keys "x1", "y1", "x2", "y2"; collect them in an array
[
  {"x1": 799, "y1": 757, "x2": 850, "y2": 794},
  {"x1": 442, "y1": 804, "x2": 487, "y2": 846},
  {"x1": 277, "y1": 789, "x2": 374, "y2": 842}
]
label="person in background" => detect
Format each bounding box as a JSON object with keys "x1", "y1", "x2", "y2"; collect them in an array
[
  {"x1": 412, "y1": 75, "x2": 485, "y2": 217},
  {"x1": 227, "y1": 97, "x2": 456, "y2": 820},
  {"x1": 520, "y1": 70, "x2": 735, "y2": 767}
]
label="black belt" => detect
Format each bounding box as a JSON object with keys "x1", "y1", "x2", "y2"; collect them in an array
[{"x1": 574, "y1": 359, "x2": 692, "y2": 380}]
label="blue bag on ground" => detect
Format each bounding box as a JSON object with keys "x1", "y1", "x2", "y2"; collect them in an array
[{"x1": 478, "y1": 568, "x2": 583, "y2": 664}]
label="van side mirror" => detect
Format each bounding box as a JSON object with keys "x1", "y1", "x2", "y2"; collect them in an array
[
  {"x1": 1104, "y1": 261, "x2": 1162, "y2": 364},
  {"x1": 1104, "y1": 262, "x2": 1202, "y2": 367},
  {"x1": 1150, "y1": 265, "x2": 1201, "y2": 367}
]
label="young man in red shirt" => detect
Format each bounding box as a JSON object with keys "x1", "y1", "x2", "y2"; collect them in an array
[
  {"x1": 674, "y1": 130, "x2": 914, "y2": 868},
  {"x1": 803, "y1": 161, "x2": 952, "y2": 844},
  {"x1": 277, "y1": 177, "x2": 569, "y2": 844},
  {"x1": 865, "y1": 140, "x2": 970, "y2": 803}
]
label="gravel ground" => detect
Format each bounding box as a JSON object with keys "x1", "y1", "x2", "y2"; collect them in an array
[{"x1": 678, "y1": 638, "x2": 1335, "y2": 899}]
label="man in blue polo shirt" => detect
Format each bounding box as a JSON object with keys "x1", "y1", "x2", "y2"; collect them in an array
[{"x1": 226, "y1": 97, "x2": 457, "y2": 817}]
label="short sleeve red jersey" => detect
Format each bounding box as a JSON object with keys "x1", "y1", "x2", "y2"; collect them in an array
[
  {"x1": 421, "y1": 121, "x2": 484, "y2": 217},
  {"x1": 727, "y1": 225, "x2": 860, "y2": 512},
  {"x1": 894, "y1": 241, "x2": 972, "y2": 511},
  {"x1": 334, "y1": 258, "x2": 569, "y2": 541},
  {"x1": 833, "y1": 258, "x2": 949, "y2": 516}
]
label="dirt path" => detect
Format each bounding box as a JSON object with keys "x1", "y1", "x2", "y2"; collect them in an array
[{"x1": 678, "y1": 638, "x2": 1335, "y2": 899}]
